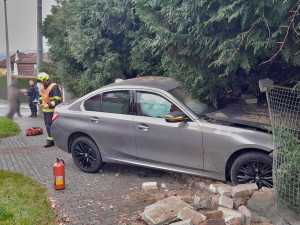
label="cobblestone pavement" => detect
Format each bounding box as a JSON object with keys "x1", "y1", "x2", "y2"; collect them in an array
[{"x1": 0, "y1": 104, "x2": 191, "y2": 225}]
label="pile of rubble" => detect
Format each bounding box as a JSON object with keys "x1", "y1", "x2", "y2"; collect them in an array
[{"x1": 140, "y1": 182, "x2": 282, "y2": 225}]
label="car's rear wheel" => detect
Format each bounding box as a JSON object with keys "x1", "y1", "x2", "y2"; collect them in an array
[
  {"x1": 71, "y1": 136, "x2": 104, "y2": 173},
  {"x1": 230, "y1": 152, "x2": 273, "y2": 188}
]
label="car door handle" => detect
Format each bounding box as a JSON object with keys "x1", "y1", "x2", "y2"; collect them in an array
[
  {"x1": 90, "y1": 117, "x2": 100, "y2": 124},
  {"x1": 137, "y1": 124, "x2": 150, "y2": 131}
]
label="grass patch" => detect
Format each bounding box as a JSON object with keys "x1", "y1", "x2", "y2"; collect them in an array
[
  {"x1": 0, "y1": 170, "x2": 56, "y2": 224},
  {"x1": 0, "y1": 116, "x2": 21, "y2": 139}
]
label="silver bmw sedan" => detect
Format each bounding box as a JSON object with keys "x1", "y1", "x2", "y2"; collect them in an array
[{"x1": 51, "y1": 77, "x2": 274, "y2": 187}]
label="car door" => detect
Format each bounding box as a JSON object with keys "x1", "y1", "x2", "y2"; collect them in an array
[
  {"x1": 133, "y1": 91, "x2": 204, "y2": 170},
  {"x1": 83, "y1": 90, "x2": 137, "y2": 159}
]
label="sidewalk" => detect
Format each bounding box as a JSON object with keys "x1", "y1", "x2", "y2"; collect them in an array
[{"x1": 0, "y1": 108, "x2": 190, "y2": 224}]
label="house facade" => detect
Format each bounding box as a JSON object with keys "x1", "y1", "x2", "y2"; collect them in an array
[{"x1": 0, "y1": 51, "x2": 49, "y2": 77}]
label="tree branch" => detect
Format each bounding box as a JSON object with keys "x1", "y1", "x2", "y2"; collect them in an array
[
  {"x1": 260, "y1": 4, "x2": 300, "y2": 65},
  {"x1": 227, "y1": 17, "x2": 263, "y2": 63}
]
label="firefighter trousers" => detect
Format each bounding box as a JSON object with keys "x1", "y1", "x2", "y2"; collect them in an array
[{"x1": 44, "y1": 112, "x2": 53, "y2": 141}]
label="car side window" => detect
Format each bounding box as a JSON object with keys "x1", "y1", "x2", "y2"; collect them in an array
[
  {"x1": 84, "y1": 94, "x2": 101, "y2": 112},
  {"x1": 101, "y1": 91, "x2": 130, "y2": 115},
  {"x1": 137, "y1": 92, "x2": 182, "y2": 118}
]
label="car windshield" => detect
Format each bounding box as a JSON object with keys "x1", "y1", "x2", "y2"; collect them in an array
[{"x1": 169, "y1": 87, "x2": 215, "y2": 115}]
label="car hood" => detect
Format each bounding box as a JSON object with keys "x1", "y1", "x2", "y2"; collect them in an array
[{"x1": 205, "y1": 103, "x2": 271, "y2": 131}]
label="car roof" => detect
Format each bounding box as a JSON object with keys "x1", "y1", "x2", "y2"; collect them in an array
[{"x1": 104, "y1": 76, "x2": 179, "y2": 91}]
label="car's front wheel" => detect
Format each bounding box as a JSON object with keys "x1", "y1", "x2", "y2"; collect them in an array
[
  {"x1": 71, "y1": 136, "x2": 104, "y2": 173},
  {"x1": 230, "y1": 152, "x2": 273, "y2": 188}
]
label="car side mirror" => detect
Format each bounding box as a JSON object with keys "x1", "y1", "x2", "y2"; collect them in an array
[{"x1": 164, "y1": 111, "x2": 186, "y2": 123}]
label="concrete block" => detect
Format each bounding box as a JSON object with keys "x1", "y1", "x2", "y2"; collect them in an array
[
  {"x1": 211, "y1": 194, "x2": 221, "y2": 209},
  {"x1": 217, "y1": 185, "x2": 232, "y2": 197},
  {"x1": 238, "y1": 205, "x2": 251, "y2": 224},
  {"x1": 231, "y1": 183, "x2": 258, "y2": 198},
  {"x1": 219, "y1": 195, "x2": 233, "y2": 209},
  {"x1": 170, "y1": 219, "x2": 191, "y2": 225},
  {"x1": 209, "y1": 183, "x2": 227, "y2": 193},
  {"x1": 142, "y1": 182, "x2": 158, "y2": 190},
  {"x1": 177, "y1": 207, "x2": 197, "y2": 221},
  {"x1": 218, "y1": 207, "x2": 244, "y2": 221},
  {"x1": 141, "y1": 196, "x2": 192, "y2": 225},
  {"x1": 191, "y1": 212, "x2": 206, "y2": 225},
  {"x1": 233, "y1": 197, "x2": 248, "y2": 209}
]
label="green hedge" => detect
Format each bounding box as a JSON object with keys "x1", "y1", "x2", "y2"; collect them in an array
[
  {"x1": 0, "y1": 76, "x2": 36, "y2": 102},
  {"x1": 0, "y1": 76, "x2": 34, "y2": 89}
]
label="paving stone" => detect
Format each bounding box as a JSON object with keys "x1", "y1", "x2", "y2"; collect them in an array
[
  {"x1": 231, "y1": 183, "x2": 258, "y2": 198},
  {"x1": 219, "y1": 196, "x2": 233, "y2": 209}
]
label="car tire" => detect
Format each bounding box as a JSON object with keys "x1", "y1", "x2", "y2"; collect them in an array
[
  {"x1": 71, "y1": 136, "x2": 104, "y2": 173},
  {"x1": 230, "y1": 152, "x2": 273, "y2": 188}
]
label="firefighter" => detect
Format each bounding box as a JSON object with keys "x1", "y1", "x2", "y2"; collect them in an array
[{"x1": 37, "y1": 72, "x2": 61, "y2": 148}]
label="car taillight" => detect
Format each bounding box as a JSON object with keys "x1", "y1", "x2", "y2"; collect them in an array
[{"x1": 52, "y1": 113, "x2": 60, "y2": 122}]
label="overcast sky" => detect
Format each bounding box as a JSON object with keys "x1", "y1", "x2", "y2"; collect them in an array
[{"x1": 0, "y1": 0, "x2": 56, "y2": 54}]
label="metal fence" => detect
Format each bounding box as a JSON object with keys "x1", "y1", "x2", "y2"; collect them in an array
[{"x1": 266, "y1": 85, "x2": 300, "y2": 223}]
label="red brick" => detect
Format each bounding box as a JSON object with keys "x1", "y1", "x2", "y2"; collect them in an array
[
  {"x1": 230, "y1": 217, "x2": 243, "y2": 225},
  {"x1": 205, "y1": 210, "x2": 223, "y2": 220},
  {"x1": 198, "y1": 219, "x2": 226, "y2": 225}
]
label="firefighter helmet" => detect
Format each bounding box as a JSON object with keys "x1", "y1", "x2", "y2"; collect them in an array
[{"x1": 37, "y1": 72, "x2": 49, "y2": 82}]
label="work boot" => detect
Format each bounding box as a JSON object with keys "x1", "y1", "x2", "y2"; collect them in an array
[
  {"x1": 44, "y1": 141, "x2": 55, "y2": 148},
  {"x1": 29, "y1": 114, "x2": 33, "y2": 117},
  {"x1": 32, "y1": 114, "x2": 37, "y2": 118}
]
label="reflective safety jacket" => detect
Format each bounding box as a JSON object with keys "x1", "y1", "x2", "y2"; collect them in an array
[{"x1": 40, "y1": 82, "x2": 62, "y2": 113}]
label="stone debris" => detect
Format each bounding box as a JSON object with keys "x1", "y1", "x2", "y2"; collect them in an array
[
  {"x1": 192, "y1": 199, "x2": 212, "y2": 210},
  {"x1": 190, "y1": 212, "x2": 206, "y2": 225},
  {"x1": 233, "y1": 197, "x2": 248, "y2": 209},
  {"x1": 141, "y1": 196, "x2": 192, "y2": 225},
  {"x1": 197, "y1": 219, "x2": 226, "y2": 225},
  {"x1": 225, "y1": 216, "x2": 235, "y2": 223},
  {"x1": 238, "y1": 205, "x2": 251, "y2": 224},
  {"x1": 142, "y1": 182, "x2": 159, "y2": 190},
  {"x1": 211, "y1": 194, "x2": 221, "y2": 209},
  {"x1": 139, "y1": 185, "x2": 278, "y2": 225},
  {"x1": 209, "y1": 184, "x2": 227, "y2": 194},
  {"x1": 229, "y1": 217, "x2": 243, "y2": 225},
  {"x1": 205, "y1": 210, "x2": 223, "y2": 220},
  {"x1": 169, "y1": 219, "x2": 192, "y2": 225},
  {"x1": 179, "y1": 195, "x2": 194, "y2": 204},
  {"x1": 161, "y1": 183, "x2": 167, "y2": 189},
  {"x1": 217, "y1": 185, "x2": 232, "y2": 197},
  {"x1": 177, "y1": 207, "x2": 198, "y2": 221},
  {"x1": 231, "y1": 183, "x2": 258, "y2": 198},
  {"x1": 218, "y1": 207, "x2": 244, "y2": 221},
  {"x1": 219, "y1": 195, "x2": 233, "y2": 209}
]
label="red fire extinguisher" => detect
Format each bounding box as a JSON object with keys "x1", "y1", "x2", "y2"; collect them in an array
[{"x1": 53, "y1": 158, "x2": 65, "y2": 190}]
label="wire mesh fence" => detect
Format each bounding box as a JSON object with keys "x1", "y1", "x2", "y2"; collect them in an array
[{"x1": 266, "y1": 85, "x2": 300, "y2": 222}]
